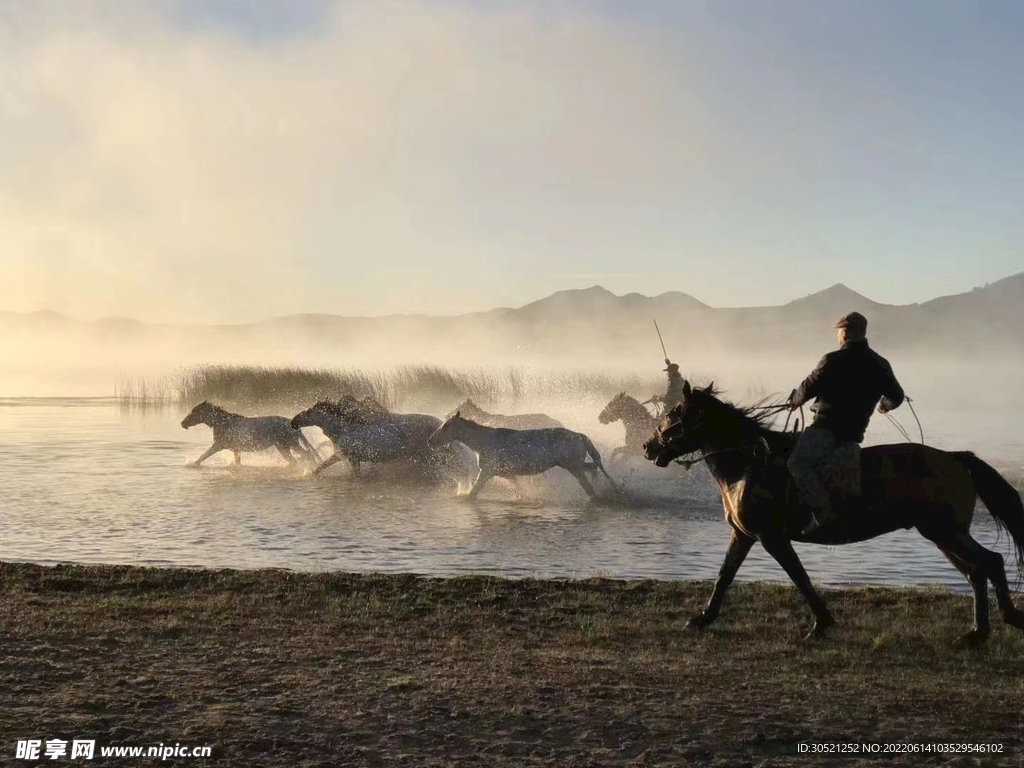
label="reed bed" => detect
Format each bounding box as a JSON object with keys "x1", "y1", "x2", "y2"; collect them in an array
[
  {"x1": 113, "y1": 375, "x2": 176, "y2": 410},
  {"x1": 116, "y1": 364, "x2": 715, "y2": 413}
]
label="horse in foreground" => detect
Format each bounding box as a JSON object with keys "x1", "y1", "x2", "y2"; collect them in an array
[
  {"x1": 181, "y1": 401, "x2": 321, "y2": 467},
  {"x1": 290, "y1": 399, "x2": 475, "y2": 485},
  {"x1": 428, "y1": 411, "x2": 615, "y2": 500},
  {"x1": 449, "y1": 399, "x2": 563, "y2": 430},
  {"x1": 598, "y1": 392, "x2": 660, "y2": 460},
  {"x1": 643, "y1": 381, "x2": 1024, "y2": 645}
]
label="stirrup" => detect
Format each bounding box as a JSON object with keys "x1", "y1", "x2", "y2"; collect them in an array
[
  {"x1": 801, "y1": 508, "x2": 835, "y2": 536},
  {"x1": 800, "y1": 514, "x2": 822, "y2": 536}
]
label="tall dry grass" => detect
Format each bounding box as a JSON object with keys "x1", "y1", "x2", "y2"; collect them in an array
[
  {"x1": 115, "y1": 364, "x2": 718, "y2": 413},
  {"x1": 114, "y1": 376, "x2": 175, "y2": 410}
]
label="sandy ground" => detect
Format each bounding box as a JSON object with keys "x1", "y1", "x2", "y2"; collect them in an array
[{"x1": 2, "y1": 563, "x2": 1024, "y2": 766}]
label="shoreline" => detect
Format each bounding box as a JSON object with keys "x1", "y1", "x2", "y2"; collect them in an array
[
  {"x1": 3, "y1": 562, "x2": 1024, "y2": 766},
  {"x1": 0, "y1": 556, "x2": 996, "y2": 595}
]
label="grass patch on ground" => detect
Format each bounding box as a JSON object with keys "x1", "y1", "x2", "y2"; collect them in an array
[{"x1": 3, "y1": 563, "x2": 1023, "y2": 766}]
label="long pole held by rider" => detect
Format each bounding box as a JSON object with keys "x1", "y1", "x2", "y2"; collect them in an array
[{"x1": 651, "y1": 319, "x2": 676, "y2": 416}]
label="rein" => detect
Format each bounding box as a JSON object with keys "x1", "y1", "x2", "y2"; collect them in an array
[
  {"x1": 883, "y1": 394, "x2": 925, "y2": 445},
  {"x1": 674, "y1": 437, "x2": 772, "y2": 471}
]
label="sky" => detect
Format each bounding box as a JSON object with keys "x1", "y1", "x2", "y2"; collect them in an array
[{"x1": 1, "y1": 0, "x2": 1022, "y2": 322}]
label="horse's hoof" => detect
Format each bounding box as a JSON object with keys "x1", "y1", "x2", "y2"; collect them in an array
[
  {"x1": 687, "y1": 613, "x2": 715, "y2": 631},
  {"x1": 953, "y1": 629, "x2": 990, "y2": 648},
  {"x1": 806, "y1": 615, "x2": 835, "y2": 641},
  {"x1": 1003, "y1": 608, "x2": 1024, "y2": 631}
]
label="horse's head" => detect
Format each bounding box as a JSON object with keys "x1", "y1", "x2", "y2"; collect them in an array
[
  {"x1": 428, "y1": 410, "x2": 466, "y2": 448},
  {"x1": 598, "y1": 392, "x2": 628, "y2": 424},
  {"x1": 644, "y1": 381, "x2": 715, "y2": 467},
  {"x1": 291, "y1": 400, "x2": 333, "y2": 429},
  {"x1": 181, "y1": 400, "x2": 215, "y2": 429}
]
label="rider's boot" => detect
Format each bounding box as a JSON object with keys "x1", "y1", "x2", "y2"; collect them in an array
[{"x1": 800, "y1": 498, "x2": 837, "y2": 536}]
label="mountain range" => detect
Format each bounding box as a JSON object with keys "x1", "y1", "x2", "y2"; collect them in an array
[{"x1": 2, "y1": 272, "x2": 1022, "y2": 365}]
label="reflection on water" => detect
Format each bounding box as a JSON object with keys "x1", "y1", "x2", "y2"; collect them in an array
[{"x1": 1, "y1": 399, "x2": 1023, "y2": 595}]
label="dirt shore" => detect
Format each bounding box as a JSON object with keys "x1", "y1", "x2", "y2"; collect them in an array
[{"x1": 2, "y1": 563, "x2": 1023, "y2": 766}]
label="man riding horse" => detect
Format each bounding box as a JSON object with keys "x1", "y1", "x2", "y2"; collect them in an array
[
  {"x1": 654, "y1": 360, "x2": 687, "y2": 415},
  {"x1": 787, "y1": 311, "x2": 905, "y2": 535}
]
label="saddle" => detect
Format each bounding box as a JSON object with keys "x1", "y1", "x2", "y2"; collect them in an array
[{"x1": 773, "y1": 441, "x2": 863, "y2": 506}]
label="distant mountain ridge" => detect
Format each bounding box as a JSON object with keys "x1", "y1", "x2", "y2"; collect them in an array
[{"x1": 2, "y1": 272, "x2": 1022, "y2": 362}]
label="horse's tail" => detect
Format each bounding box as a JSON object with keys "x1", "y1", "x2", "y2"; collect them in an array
[
  {"x1": 955, "y1": 451, "x2": 1024, "y2": 578},
  {"x1": 582, "y1": 435, "x2": 615, "y2": 483}
]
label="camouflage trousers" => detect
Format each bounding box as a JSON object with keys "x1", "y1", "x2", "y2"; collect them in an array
[{"x1": 786, "y1": 425, "x2": 861, "y2": 512}]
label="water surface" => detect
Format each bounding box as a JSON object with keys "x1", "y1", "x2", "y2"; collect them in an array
[{"x1": 2, "y1": 399, "x2": 1023, "y2": 594}]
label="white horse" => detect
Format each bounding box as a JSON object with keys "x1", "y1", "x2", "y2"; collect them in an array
[
  {"x1": 448, "y1": 398, "x2": 564, "y2": 430},
  {"x1": 428, "y1": 411, "x2": 616, "y2": 500},
  {"x1": 181, "y1": 401, "x2": 321, "y2": 467},
  {"x1": 290, "y1": 400, "x2": 476, "y2": 484}
]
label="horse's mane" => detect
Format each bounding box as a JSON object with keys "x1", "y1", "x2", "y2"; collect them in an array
[
  {"x1": 694, "y1": 386, "x2": 796, "y2": 451},
  {"x1": 196, "y1": 401, "x2": 237, "y2": 418},
  {"x1": 352, "y1": 397, "x2": 389, "y2": 423},
  {"x1": 309, "y1": 396, "x2": 388, "y2": 423},
  {"x1": 615, "y1": 392, "x2": 655, "y2": 416},
  {"x1": 310, "y1": 399, "x2": 354, "y2": 418}
]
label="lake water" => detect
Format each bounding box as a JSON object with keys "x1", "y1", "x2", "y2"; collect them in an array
[{"x1": 2, "y1": 398, "x2": 1023, "y2": 593}]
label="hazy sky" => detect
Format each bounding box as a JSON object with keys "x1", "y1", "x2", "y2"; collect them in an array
[{"x1": 2, "y1": 0, "x2": 1022, "y2": 322}]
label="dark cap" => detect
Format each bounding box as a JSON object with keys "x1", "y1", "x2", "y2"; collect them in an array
[
  {"x1": 835, "y1": 311, "x2": 867, "y2": 332},
  {"x1": 664, "y1": 362, "x2": 680, "y2": 373}
]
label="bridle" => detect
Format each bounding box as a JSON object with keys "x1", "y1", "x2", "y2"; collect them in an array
[{"x1": 671, "y1": 437, "x2": 773, "y2": 471}]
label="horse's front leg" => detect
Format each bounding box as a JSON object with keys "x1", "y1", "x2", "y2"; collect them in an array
[
  {"x1": 275, "y1": 445, "x2": 298, "y2": 465},
  {"x1": 760, "y1": 535, "x2": 835, "y2": 640},
  {"x1": 689, "y1": 528, "x2": 756, "y2": 630},
  {"x1": 192, "y1": 443, "x2": 222, "y2": 467},
  {"x1": 465, "y1": 468, "x2": 492, "y2": 499}
]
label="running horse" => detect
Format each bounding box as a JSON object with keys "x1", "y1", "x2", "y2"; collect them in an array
[
  {"x1": 181, "y1": 401, "x2": 321, "y2": 467},
  {"x1": 643, "y1": 381, "x2": 1024, "y2": 646},
  {"x1": 449, "y1": 399, "x2": 564, "y2": 430},
  {"x1": 598, "y1": 392, "x2": 660, "y2": 460},
  {"x1": 428, "y1": 411, "x2": 616, "y2": 500},
  {"x1": 290, "y1": 398, "x2": 476, "y2": 485}
]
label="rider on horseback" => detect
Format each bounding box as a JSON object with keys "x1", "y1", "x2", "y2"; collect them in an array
[
  {"x1": 787, "y1": 312, "x2": 905, "y2": 535},
  {"x1": 655, "y1": 360, "x2": 687, "y2": 415}
]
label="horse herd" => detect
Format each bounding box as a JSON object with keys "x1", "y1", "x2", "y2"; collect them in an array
[
  {"x1": 180, "y1": 393, "x2": 649, "y2": 499},
  {"x1": 181, "y1": 385, "x2": 1024, "y2": 645}
]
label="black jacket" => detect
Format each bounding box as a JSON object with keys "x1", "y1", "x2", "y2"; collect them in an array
[
  {"x1": 791, "y1": 339, "x2": 904, "y2": 443},
  {"x1": 663, "y1": 374, "x2": 686, "y2": 411}
]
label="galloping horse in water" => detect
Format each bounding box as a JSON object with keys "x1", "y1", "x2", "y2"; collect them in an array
[
  {"x1": 448, "y1": 399, "x2": 563, "y2": 430},
  {"x1": 290, "y1": 399, "x2": 476, "y2": 485},
  {"x1": 429, "y1": 411, "x2": 615, "y2": 500},
  {"x1": 598, "y1": 392, "x2": 660, "y2": 460},
  {"x1": 643, "y1": 381, "x2": 1024, "y2": 646},
  {"x1": 181, "y1": 401, "x2": 320, "y2": 467}
]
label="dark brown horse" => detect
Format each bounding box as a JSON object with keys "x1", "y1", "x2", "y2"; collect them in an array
[
  {"x1": 643, "y1": 381, "x2": 1024, "y2": 646},
  {"x1": 598, "y1": 392, "x2": 660, "y2": 460}
]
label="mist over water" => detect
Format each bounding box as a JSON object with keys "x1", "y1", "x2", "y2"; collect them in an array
[
  {"x1": 1, "y1": 376, "x2": 1021, "y2": 592},
  {"x1": 2, "y1": 305, "x2": 1022, "y2": 592}
]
